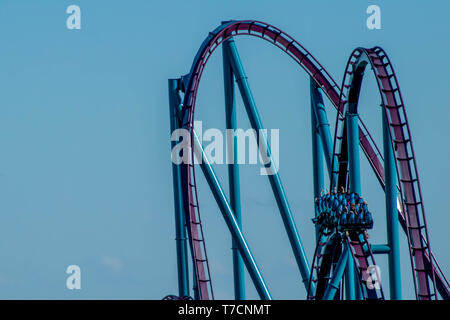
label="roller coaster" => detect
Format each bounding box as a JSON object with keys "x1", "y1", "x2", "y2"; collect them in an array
[{"x1": 167, "y1": 20, "x2": 449, "y2": 300}]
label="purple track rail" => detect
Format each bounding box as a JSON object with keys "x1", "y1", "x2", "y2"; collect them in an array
[
  {"x1": 347, "y1": 233, "x2": 385, "y2": 300},
  {"x1": 307, "y1": 232, "x2": 335, "y2": 300},
  {"x1": 180, "y1": 20, "x2": 448, "y2": 299},
  {"x1": 180, "y1": 157, "x2": 214, "y2": 300}
]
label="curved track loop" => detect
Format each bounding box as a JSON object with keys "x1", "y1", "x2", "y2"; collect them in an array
[
  {"x1": 180, "y1": 20, "x2": 448, "y2": 299},
  {"x1": 332, "y1": 47, "x2": 439, "y2": 299}
]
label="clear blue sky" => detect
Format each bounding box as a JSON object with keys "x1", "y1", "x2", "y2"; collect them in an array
[{"x1": 0, "y1": 0, "x2": 448, "y2": 299}]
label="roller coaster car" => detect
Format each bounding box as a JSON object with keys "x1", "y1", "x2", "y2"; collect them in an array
[
  {"x1": 162, "y1": 294, "x2": 193, "y2": 300},
  {"x1": 313, "y1": 210, "x2": 373, "y2": 230},
  {"x1": 338, "y1": 216, "x2": 374, "y2": 231},
  {"x1": 340, "y1": 223, "x2": 373, "y2": 232}
]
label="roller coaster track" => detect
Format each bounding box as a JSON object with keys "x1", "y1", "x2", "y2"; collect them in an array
[
  {"x1": 331, "y1": 46, "x2": 443, "y2": 299},
  {"x1": 307, "y1": 231, "x2": 340, "y2": 300},
  {"x1": 174, "y1": 20, "x2": 449, "y2": 300},
  {"x1": 308, "y1": 230, "x2": 385, "y2": 300},
  {"x1": 347, "y1": 233, "x2": 385, "y2": 300},
  {"x1": 180, "y1": 158, "x2": 214, "y2": 300}
]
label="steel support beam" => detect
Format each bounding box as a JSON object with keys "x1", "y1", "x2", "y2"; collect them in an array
[
  {"x1": 192, "y1": 129, "x2": 272, "y2": 300},
  {"x1": 347, "y1": 113, "x2": 361, "y2": 194},
  {"x1": 345, "y1": 112, "x2": 361, "y2": 300},
  {"x1": 223, "y1": 44, "x2": 246, "y2": 300},
  {"x1": 323, "y1": 243, "x2": 350, "y2": 300},
  {"x1": 382, "y1": 109, "x2": 402, "y2": 300},
  {"x1": 224, "y1": 39, "x2": 310, "y2": 289},
  {"x1": 345, "y1": 257, "x2": 356, "y2": 300},
  {"x1": 224, "y1": 38, "x2": 312, "y2": 290},
  {"x1": 310, "y1": 79, "x2": 325, "y2": 241},
  {"x1": 310, "y1": 80, "x2": 338, "y2": 183},
  {"x1": 168, "y1": 79, "x2": 190, "y2": 297},
  {"x1": 371, "y1": 244, "x2": 391, "y2": 254}
]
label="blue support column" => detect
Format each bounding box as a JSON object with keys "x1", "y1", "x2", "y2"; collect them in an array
[
  {"x1": 344, "y1": 257, "x2": 356, "y2": 300},
  {"x1": 310, "y1": 80, "x2": 338, "y2": 183},
  {"x1": 345, "y1": 112, "x2": 361, "y2": 300},
  {"x1": 382, "y1": 109, "x2": 402, "y2": 300},
  {"x1": 310, "y1": 80, "x2": 324, "y2": 241},
  {"x1": 168, "y1": 79, "x2": 190, "y2": 297},
  {"x1": 371, "y1": 244, "x2": 391, "y2": 254},
  {"x1": 323, "y1": 243, "x2": 350, "y2": 300},
  {"x1": 346, "y1": 113, "x2": 361, "y2": 194},
  {"x1": 223, "y1": 44, "x2": 245, "y2": 300},
  {"x1": 192, "y1": 130, "x2": 272, "y2": 300},
  {"x1": 354, "y1": 259, "x2": 363, "y2": 300},
  {"x1": 224, "y1": 38, "x2": 312, "y2": 291}
]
